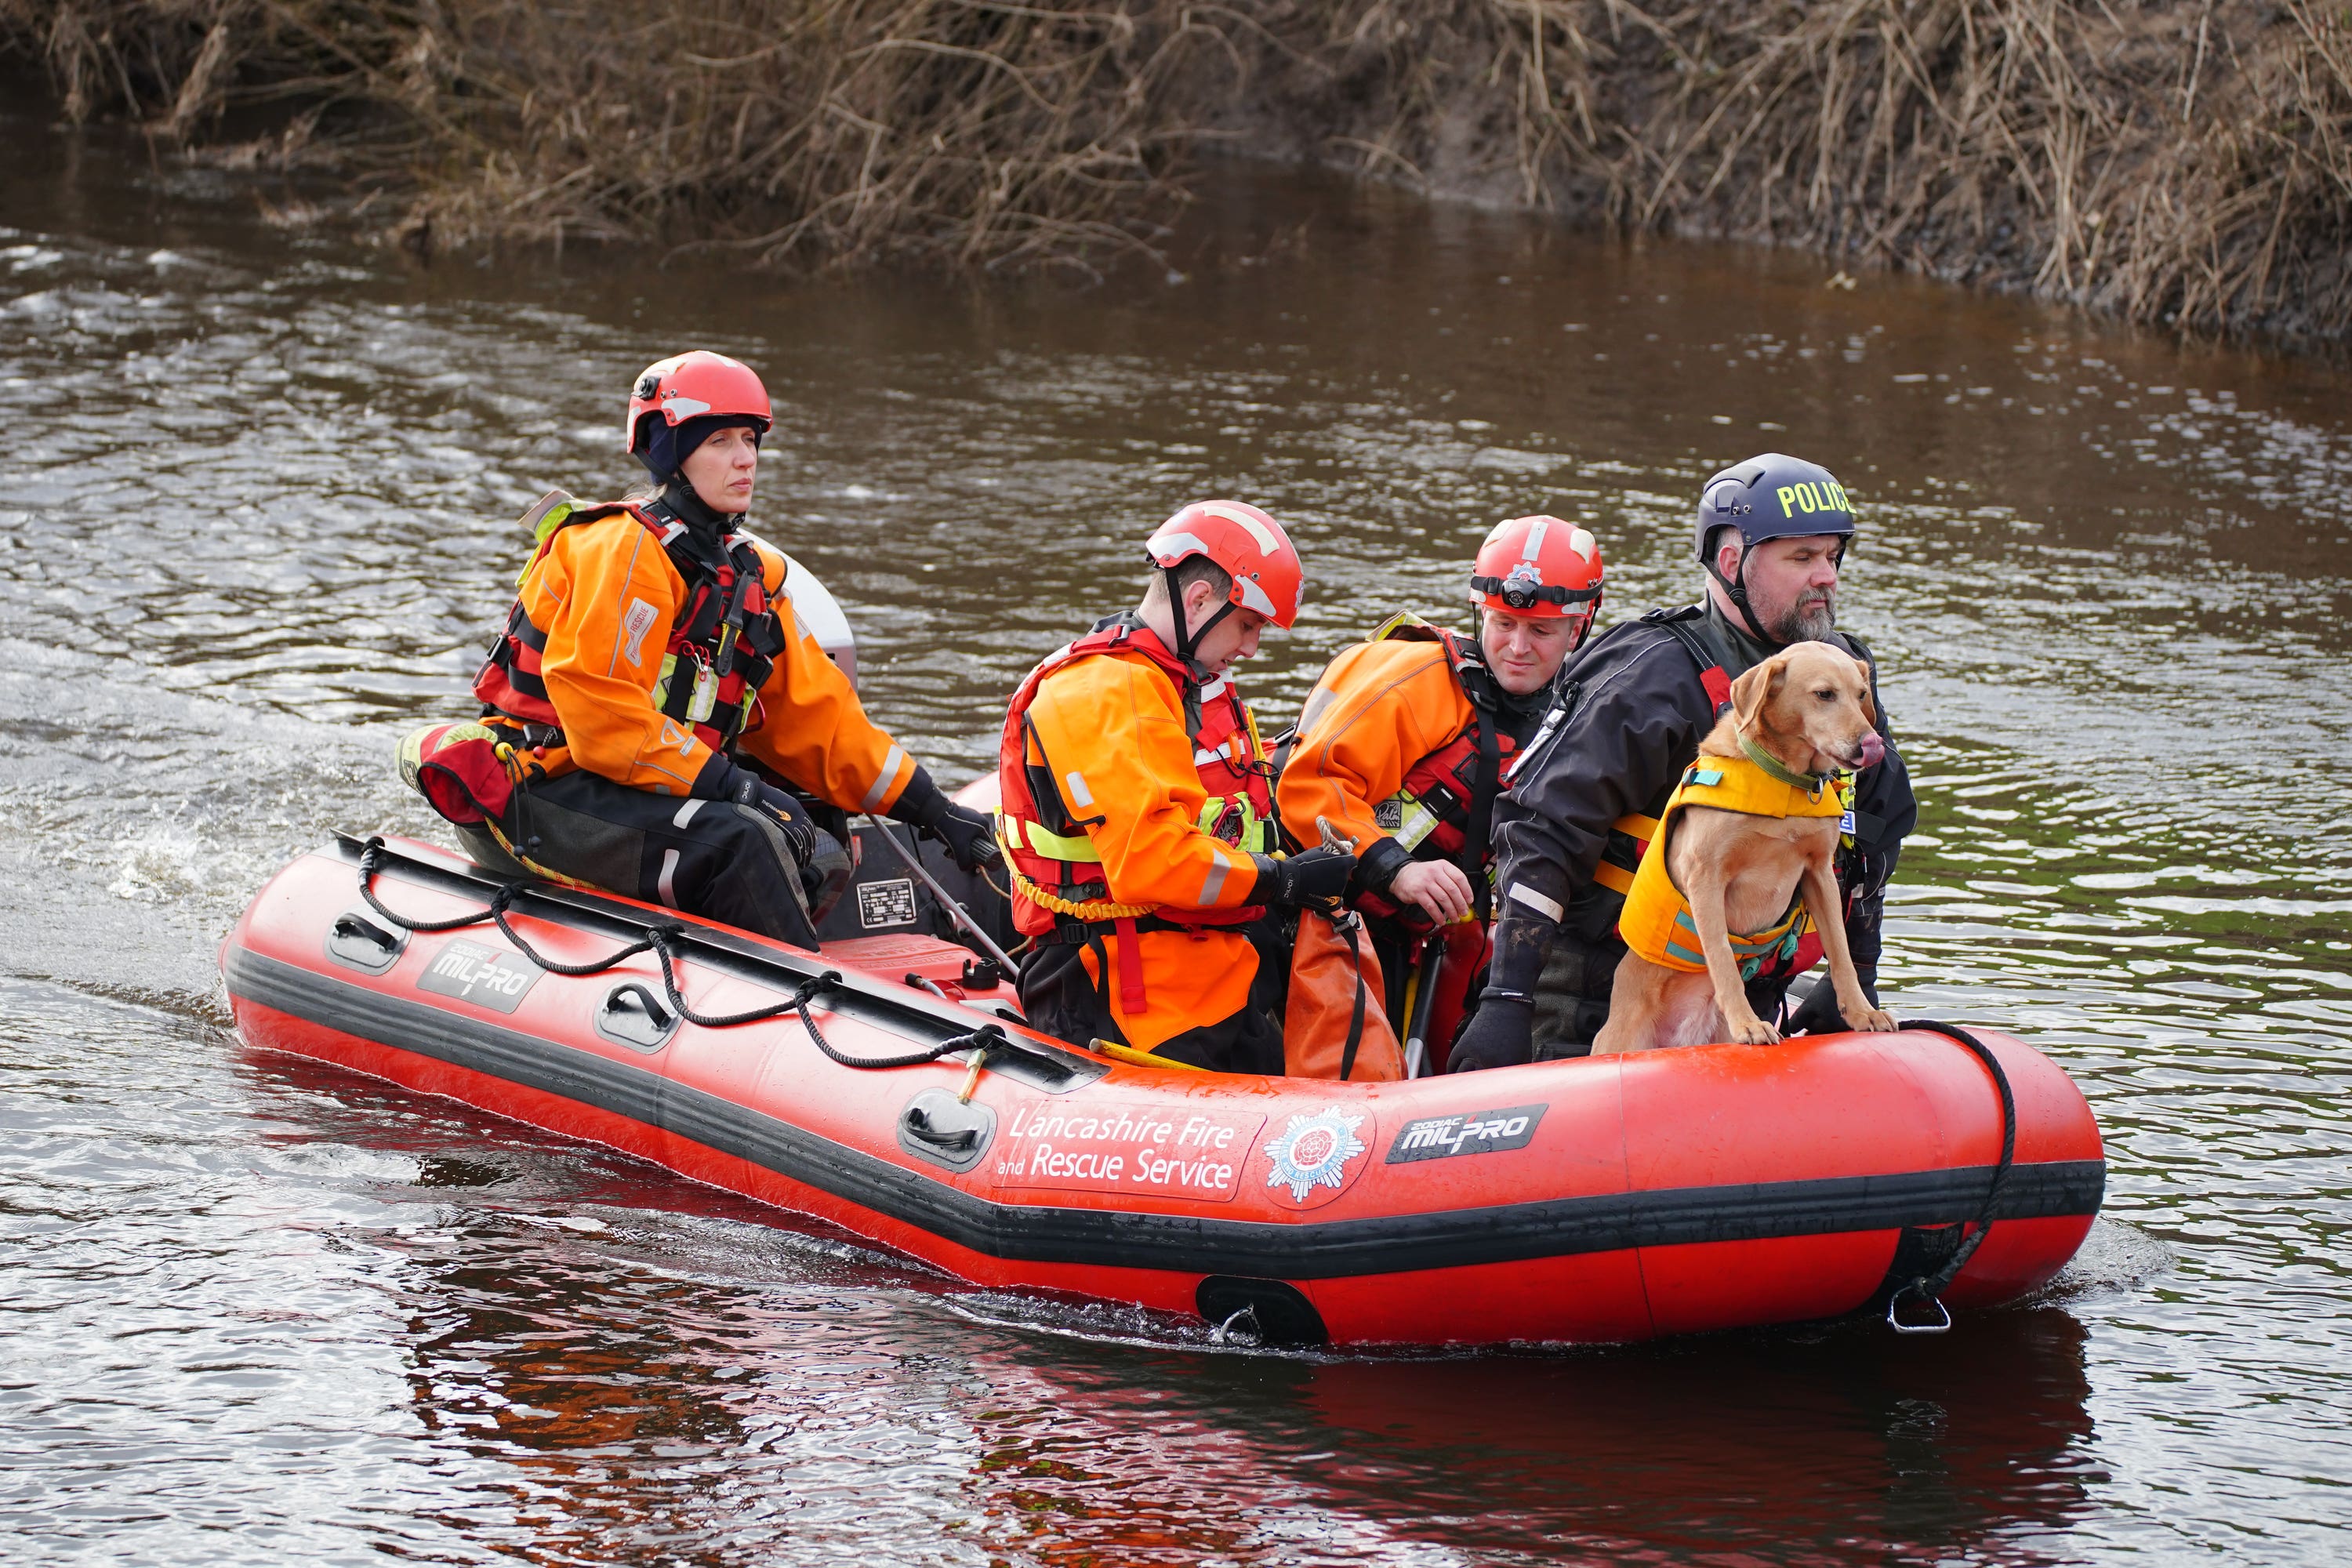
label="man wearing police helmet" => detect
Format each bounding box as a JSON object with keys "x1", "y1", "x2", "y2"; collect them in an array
[{"x1": 1448, "y1": 454, "x2": 1918, "y2": 1072}]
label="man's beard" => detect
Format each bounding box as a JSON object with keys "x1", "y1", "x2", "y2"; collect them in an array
[{"x1": 1769, "y1": 588, "x2": 1838, "y2": 644}]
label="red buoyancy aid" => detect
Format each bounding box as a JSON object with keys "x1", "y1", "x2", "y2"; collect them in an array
[
  {"x1": 473, "y1": 495, "x2": 790, "y2": 757},
  {"x1": 996, "y1": 616, "x2": 1279, "y2": 946}
]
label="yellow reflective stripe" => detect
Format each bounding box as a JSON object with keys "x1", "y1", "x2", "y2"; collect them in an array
[
  {"x1": 1592, "y1": 860, "x2": 1637, "y2": 896},
  {"x1": 1022, "y1": 818, "x2": 1102, "y2": 863},
  {"x1": 651, "y1": 651, "x2": 678, "y2": 710}
]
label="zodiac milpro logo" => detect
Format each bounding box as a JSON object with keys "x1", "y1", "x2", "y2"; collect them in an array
[
  {"x1": 416, "y1": 938, "x2": 541, "y2": 1014},
  {"x1": 1261, "y1": 1109, "x2": 1372, "y2": 1209},
  {"x1": 1385, "y1": 1103, "x2": 1548, "y2": 1164}
]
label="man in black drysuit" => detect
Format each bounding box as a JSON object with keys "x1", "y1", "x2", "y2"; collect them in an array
[{"x1": 1448, "y1": 454, "x2": 1918, "y2": 1071}]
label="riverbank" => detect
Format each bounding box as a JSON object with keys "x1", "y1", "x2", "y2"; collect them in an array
[{"x1": 7, "y1": 1, "x2": 2350, "y2": 345}]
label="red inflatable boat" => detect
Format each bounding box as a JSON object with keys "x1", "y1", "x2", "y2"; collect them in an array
[{"x1": 221, "y1": 834, "x2": 2103, "y2": 1347}]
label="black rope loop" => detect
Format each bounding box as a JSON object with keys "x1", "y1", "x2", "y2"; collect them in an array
[
  {"x1": 1888, "y1": 1018, "x2": 2019, "y2": 1328},
  {"x1": 357, "y1": 837, "x2": 510, "y2": 934},
  {"x1": 643, "y1": 931, "x2": 810, "y2": 1029},
  {"x1": 357, "y1": 846, "x2": 1012, "y2": 1071},
  {"x1": 490, "y1": 890, "x2": 658, "y2": 979},
  {"x1": 792, "y1": 979, "x2": 1006, "y2": 1071}
]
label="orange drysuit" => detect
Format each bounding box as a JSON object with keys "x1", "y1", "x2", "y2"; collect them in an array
[
  {"x1": 1278, "y1": 630, "x2": 1497, "y2": 1077},
  {"x1": 1000, "y1": 623, "x2": 1277, "y2": 1054},
  {"x1": 490, "y1": 510, "x2": 916, "y2": 815}
]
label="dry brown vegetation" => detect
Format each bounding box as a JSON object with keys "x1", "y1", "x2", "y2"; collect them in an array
[{"x1": 7, "y1": 1, "x2": 2350, "y2": 340}]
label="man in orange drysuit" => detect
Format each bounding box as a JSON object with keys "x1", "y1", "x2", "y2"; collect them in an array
[
  {"x1": 996, "y1": 503, "x2": 1358, "y2": 1072},
  {"x1": 401, "y1": 350, "x2": 996, "y2": 948},
  {"x1": 1276, "y1": 516, "x2": 1605, "y2": 1077}
]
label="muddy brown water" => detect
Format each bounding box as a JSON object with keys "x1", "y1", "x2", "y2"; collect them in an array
[{"x1": 4, "y1": 88, "x2": 2350, "y2": 1566}]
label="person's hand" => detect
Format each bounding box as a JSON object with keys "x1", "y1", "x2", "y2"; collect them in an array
[
  {"x1": 923, "y1": 800, "x2": 1000, "y2": 874},
  {"x1": 1265, "y1": 845, "x2": 1357, "y2": 908},
  {"x1": 1389, "y1": 858, "x2": 1475, "y2": 924},
  {"x1": 730, "y1": 771, "x2": 818, "y2": 866},
  {"x1": 1447, "y1": 995, "x2": 1534, "y2": 1073},
  {"x1": 800, "y1": 826, "x2": 854, "y2": 921}
]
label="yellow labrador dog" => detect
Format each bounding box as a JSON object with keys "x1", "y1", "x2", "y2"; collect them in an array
[{"x1": 1592, "y1": 642, "x2": 1899, "y2": 1054}]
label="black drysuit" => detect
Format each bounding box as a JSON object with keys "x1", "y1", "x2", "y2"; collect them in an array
[{"x1": 1464, "y1": 602, "x2": 1917, "y2": 1065}]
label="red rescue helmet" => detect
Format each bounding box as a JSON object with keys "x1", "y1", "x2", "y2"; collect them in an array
[
  {"x1": 1146, "y1": 500, "x2": 1304, "y2": 626},
  {"x1": 1471, "y1": 514, "x2": 1604, "y2": 639},
  {"x1": 624, "y1": 351, "x2": 773, "y2": 456}
]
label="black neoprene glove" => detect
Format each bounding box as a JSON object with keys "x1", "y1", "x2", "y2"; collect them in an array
[
  {"x1": 724, "y1": 773, "x2": 853, "y2": 920},
  {"x1": 1447, "y1": 994, "x2": 1535, "y2": 1073},
  {"x1": 1253, "y1": 845, "x2": 1358, "y2": 908},
  {"x1": 1783, "y1": 966, "x2": 1881, "y2": 1036},
  {"x1": 693, "y1": 751, "x2": 751, "y2": 801},
  {"x1": 728, "y1": 771, "x2": 818, "y2": 867},
  {"x1": 1352, "y1": 836, "x2": 1414, "y2": 899},
  {"x1": 891, "y1": 767, "x2": 1000, "y2": 874}
]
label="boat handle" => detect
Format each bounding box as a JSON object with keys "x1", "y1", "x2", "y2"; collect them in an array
[
  {"x1": 597, "y1": 983, "x2": 677, "y2": 1051},
  {"x1": 332, "y1": 912, "x2": 400, "y2": 953},
  {"x1": 902, "y1": 1106, "x2": 978, "y2": 1152}
]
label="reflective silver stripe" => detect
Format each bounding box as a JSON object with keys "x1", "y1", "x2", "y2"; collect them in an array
[
  {"x1": 860, "y1": 746, "x2": 905, "y2": 812},
  {"x1": 657, "y1": 848, "x2": 682, "y2": 909},
  {"x1": 1196, "y1": 851, "x2": 1231, "y2": 906},
  {"x1": 1064, "y1": 769, "x2": 1094, "y2": 809},
  {"x1": 1146, "y1": 529, "x2": 1211, "y2": 564},
  {"x1": 1522, "y1": 517, "x2": 1550, "y2": 561},
  {"x1": 673, "y1": 798, "x2": 704, "y2": 828},
  {"x1": 1508, "y1": 883, "x2": 1565, "y2": 922}
]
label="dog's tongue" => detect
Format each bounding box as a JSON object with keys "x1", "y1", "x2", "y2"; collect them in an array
[{"x1": 1856, "y1": 730, "x2": 1886, "y2": 769}]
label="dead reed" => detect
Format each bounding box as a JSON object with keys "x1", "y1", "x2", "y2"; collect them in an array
[{"x1": 7, "y1": 0, "x2": 2350, "y2": 341}]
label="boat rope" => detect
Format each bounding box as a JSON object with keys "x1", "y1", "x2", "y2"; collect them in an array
[
  {"x1": 1886, "y1": 1018, "x2": 2018, "y2": 1334},
  {"x1": 356, "y1": 837, "x2": 1006, "y2": 1066}
]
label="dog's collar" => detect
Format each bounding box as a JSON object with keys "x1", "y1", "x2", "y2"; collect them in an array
[{"x1": 1737, "y1": 733, "x2": 1835, "y2": 798}]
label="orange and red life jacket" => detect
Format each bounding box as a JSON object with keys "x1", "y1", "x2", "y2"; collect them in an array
[
  {"x1": 474, "y1": 497, "x2": 789, "y2": 756},
  {"x1": 996, "y1": 616, "x2": 1278, "y2": 1010}
]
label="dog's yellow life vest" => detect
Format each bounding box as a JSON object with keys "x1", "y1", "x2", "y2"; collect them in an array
[{"x1": 1617, "y1": 750, "x2": 1849, "y2": 976}]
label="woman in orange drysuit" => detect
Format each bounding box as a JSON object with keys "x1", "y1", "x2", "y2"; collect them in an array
[
  {"x1": 996, "y1": 503, "x2": 1357, "y2": 1072},
  {"x1": 1276, "y1": 516, "x2": 1604, "y2": 1077},
  {"x1": 401, "y1": 351, "x2": 996, "y2": 948}
]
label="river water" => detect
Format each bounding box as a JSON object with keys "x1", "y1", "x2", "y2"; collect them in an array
[{"x1": 4, "y1": 85, "x2": 2349, "y2": 1566}]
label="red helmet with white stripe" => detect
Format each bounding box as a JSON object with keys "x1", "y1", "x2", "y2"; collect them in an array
[
  {"x1": 1145, "y1": 501, "x2": 1305, "y2": 629},
  {"x1": 624, "y1": 351, "x2": 773, "y2": 455},
  {"x1": 1471, "y1": 514, "x2": 1604, "y2": 641}
]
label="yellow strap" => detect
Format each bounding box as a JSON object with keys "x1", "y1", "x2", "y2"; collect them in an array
[
  {"x1": 1592, "y1": 811, "x2": 1661, "y2": 896},
  {"x1": 1021, "y1": 816, "x2": 1101, "y2": 864},
  {"x1": 1089, "y1": 1038, "x2": 1208, "y2": 1073},
  {"x1": 1008, "y1": 866, "x2": 1153, "y2": 921}
]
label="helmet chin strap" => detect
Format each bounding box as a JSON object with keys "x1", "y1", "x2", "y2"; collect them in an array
[
  {"x1": 1165, "y1": 566, "x2": 1236, "y2": 675},
  {"x1": 1707, "y1": 544, "x2": 1781, "y2": 648}
]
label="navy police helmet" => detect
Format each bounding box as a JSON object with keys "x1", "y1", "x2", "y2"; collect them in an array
[{"x1": 1693, "y1": 453, "x2": 1856, "y2": 564}]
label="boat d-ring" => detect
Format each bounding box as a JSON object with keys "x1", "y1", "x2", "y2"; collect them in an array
[{"x1": 1886, "y1": 1281, "x2": 1954, "y2": 1335}]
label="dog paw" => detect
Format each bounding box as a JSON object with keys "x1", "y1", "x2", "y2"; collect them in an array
[
  {"x1": 1846, "y1": 1007, "x2": 1898, "y2": 1033},
  {"x1": 1727, "y1": 1017, "x2": 1781, "y2": 1047}
]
